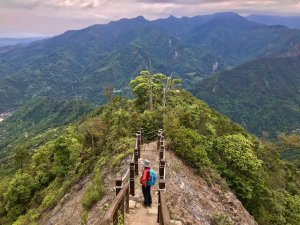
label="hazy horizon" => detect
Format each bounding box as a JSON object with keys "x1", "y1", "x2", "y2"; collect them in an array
[{"x1": 1, "y1": 0, "x2": 300, "y2": 37}]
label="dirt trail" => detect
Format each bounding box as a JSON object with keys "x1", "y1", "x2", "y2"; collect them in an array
[{"x1": 125, "y1": 142, "x2": 159, "y2": 225}]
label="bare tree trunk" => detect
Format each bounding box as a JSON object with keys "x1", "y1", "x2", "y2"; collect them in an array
[
  {"x1": 162, "y1": 76, "x2": 172, "y2": 108},
  {"x1": 149, "y1": 78, "x2": 153, "y2": 110},
  {"x1": 162, "y1": 88, "x2": 166, "y2": 108}
]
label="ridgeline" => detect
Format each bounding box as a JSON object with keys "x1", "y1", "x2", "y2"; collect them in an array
[{"x1": 0, "y1": 73, "x2": 299, "y2": 224}]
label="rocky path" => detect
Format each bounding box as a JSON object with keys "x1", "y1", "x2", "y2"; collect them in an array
[{"x1": 125, "y1": 142, "x2": 159, "y2": 225}]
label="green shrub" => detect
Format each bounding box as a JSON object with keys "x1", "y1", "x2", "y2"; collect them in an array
[
  {"x1": 117, "y1": 210, "x2": 124, "y2": 225},
  {"x1": 211, "y1": 213, "x2": 234, "y2": 225},
  {"x1": 3, "y1": 173, "x2": 38, "y2": 222},
  {"x1": 81, "y1": 175, "x2": 104, "y2": 210},
  {"x1": 80, "y1": 211, "x2": 88, "y2": 225}
]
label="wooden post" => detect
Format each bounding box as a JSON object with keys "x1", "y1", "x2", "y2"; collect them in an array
[
  {"x1": 126, "y1": 187, "x2": 130, "y2": 213},
  {"x1": 113, "y1": 210, "x2": 118, "y2": 225},
  {"x1": 159, "y1": 179, "x2": 166, "y2": 190},
  {"x1": 141, "y1": 128, "x2": 144, "y2": 145},
  {"x1": 159, "y1": 160, "x2": 165, "y2": 180},
  {"x1": 134, "y1": 148, "x2": 138, "y2": 176},
  {"x1": 157, "y1": 133, "x2": 161, "y2": 151},
  {"x1": 130, "y1": 161, "x2": 135, "y2": 196},
  {"x1": 158, "y1": 180, "x2": 166, "y2": 224},
  {"x1": 157, "y1": 191, "x2": 161, "y2": 223},
  {"x1": 159, "y1": 145, "x2": 164, "y2": 161},
  {"x1": 120, "y1": 196, "x2": 125, "y2": 223},
  {"x1": 137, "y1": 134, "x2": 141, "y2": 159},
  {"x1": 160, "y1": 134, "x2": 164, "y2": 144},
  {"x1": 115, "y1": 176, "x2": 122, "y2": 196}
]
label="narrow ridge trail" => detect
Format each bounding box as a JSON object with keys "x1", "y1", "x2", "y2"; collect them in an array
[{"x1": 125, "y1": 142, "x2": 159, "y2": 225}]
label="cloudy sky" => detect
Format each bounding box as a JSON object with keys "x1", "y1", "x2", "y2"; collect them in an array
[{"x1": 0, "y1": 0, "x2": 300, "y2": 37}]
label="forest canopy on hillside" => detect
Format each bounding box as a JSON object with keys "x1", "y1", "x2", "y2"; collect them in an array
[{"x1": 0, "y1": 72, "x2": 299, "y2": 225}]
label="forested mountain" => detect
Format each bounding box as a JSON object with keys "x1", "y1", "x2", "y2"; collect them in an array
[
  {"x1": 0, "y1": 16, "x2": 223, "y2": 112},
  {"x1": 154, "y1": 12, "x2": 300, "y2": 65},
  {"x1": 1, "y1": 12, "x2": 300, "y2": 114},
  {"x1": 193, "y1": 56, "x2": 300, "y2": 137},
  {"x1": 1, "y1": 74, "x2": 300, "y2": 224},
  {"x1": 0, "y1": 97, "x2": 93, "y2": 159},
  {"x1": 247, "y1": 14, "x2": 300, "y2": 29}
]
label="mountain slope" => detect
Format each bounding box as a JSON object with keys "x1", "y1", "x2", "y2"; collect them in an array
[
  {"x1": 185, "y1": 12, "x2": 300, "y2": 66},
  {"x1": 193, "y1": 56, "x2": 300, "y2": 137},
  {"x1": 0, "y1": 97, "x2": 93, "y2": 159},
  {"x1": 1, "y1": 75, "x2": 300, "y2": 224},
  {"x1": 2, "y1": 12, "x2": 300, "y2": 114},
  {"x1": 247, "y1": 14, "x2": 300, "y2": 29},
  {"x1": 0, "y1": 17, "x2": 223, "y2": 112}
]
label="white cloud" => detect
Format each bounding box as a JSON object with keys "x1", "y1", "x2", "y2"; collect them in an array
[{"x1": 0, "y1": 0, "x2": 300, "y2": 36}]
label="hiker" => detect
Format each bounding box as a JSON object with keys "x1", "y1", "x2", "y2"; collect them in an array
[{"x1": 140, "y1": 159, "x2": 152, "y2": 207}]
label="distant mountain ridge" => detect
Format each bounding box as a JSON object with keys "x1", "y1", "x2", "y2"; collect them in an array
[
  {"x1": 0, "y1": 37, "x2": 46, "y2": 47},
  {"x1": 1, "y1": 12, "x2": 300, "y2": 117},
  {"x1": 247, "y1": 14, "x2": 300, "y2": 29}
]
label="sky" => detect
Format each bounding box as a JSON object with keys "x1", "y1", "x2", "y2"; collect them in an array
[{"x1": 0, "y1": 0, "x2": 300, "y2": 37}]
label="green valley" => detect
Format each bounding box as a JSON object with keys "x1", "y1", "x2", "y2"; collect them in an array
[{"x1": 0, "y1": 98, "x2": 93, "y2": 160}]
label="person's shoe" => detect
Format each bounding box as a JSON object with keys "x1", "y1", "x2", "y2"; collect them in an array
[{"x1": 142, "y1": 204, "x2": 147, "y2": 208}]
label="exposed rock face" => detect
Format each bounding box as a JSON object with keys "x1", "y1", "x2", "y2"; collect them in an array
[
  {"x1": 39, "y1": 156, "x2": 132, "y2": 225},
  {"x1": 165, "y1": 150, "x2": 258, "y2": 225},
  {"x1": 39, "y1": 175, "x2": 91, "y2": 225}
]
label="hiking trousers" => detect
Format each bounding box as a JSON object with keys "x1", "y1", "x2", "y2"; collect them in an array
[{"x1": 142, "y1": 185, "x2": 152, "y2": 206}]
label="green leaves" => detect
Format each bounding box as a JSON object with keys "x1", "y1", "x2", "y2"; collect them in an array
[
  {"x1": 130, "y1": 71, "x2": 181, "y2": 110},
  {"x1": 162, "y1": 87, "x2": 300, "y2": 224},
  {"x1": 215, "y1": 134, "x2": 262, "y2": 174},
  {"x1": 3, "y1": 173, "x2": 37, "y2": 221}
]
